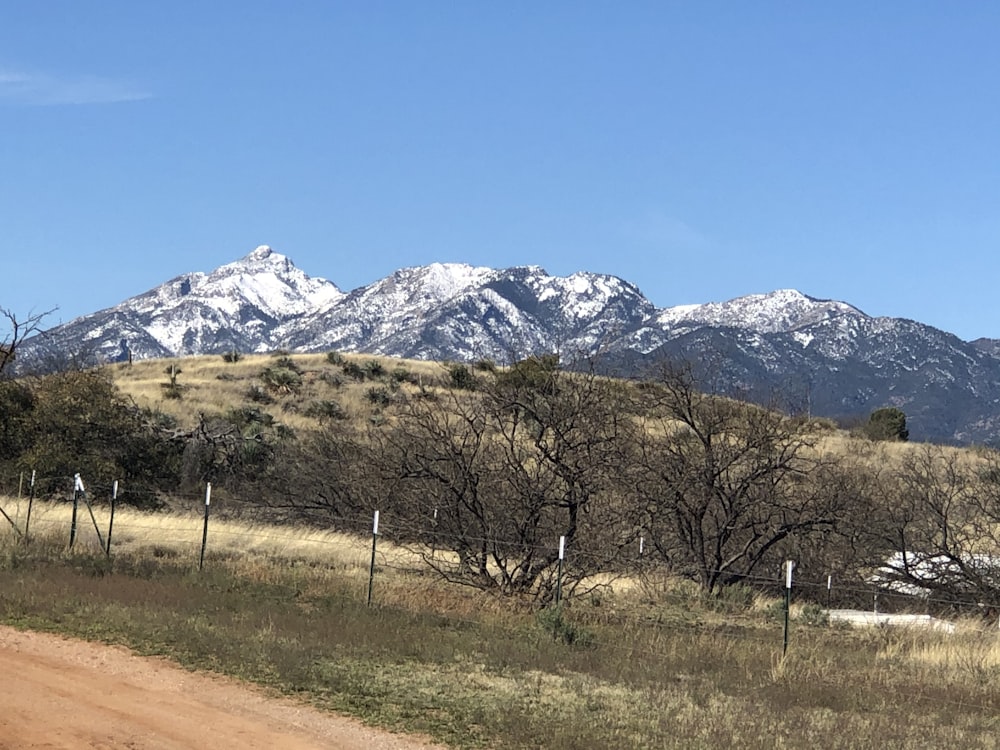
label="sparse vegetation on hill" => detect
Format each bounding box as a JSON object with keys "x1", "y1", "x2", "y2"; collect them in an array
[
  {"x1": 5, "y1": 350, "x2": 1000, "y2": 745},
  {"x1": 2, "y1": 350, "x2": 1000, "y2": 610}
]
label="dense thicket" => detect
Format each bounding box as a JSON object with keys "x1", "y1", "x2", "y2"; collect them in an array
[
  {"x1": 0, "y1": 370, "x2": 181, "y2": 507},
  {"x1": 0, "y1": 369, "x2": 289, "y2": 508}
]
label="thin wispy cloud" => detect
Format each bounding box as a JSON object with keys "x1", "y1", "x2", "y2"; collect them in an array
[{"x1": 0, "y1": 69, "x2": 151, "y2": 106}]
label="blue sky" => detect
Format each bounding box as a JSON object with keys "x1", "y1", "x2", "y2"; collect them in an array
[{"x1": 4, "y1": 3, "x2": 1000, "y2": 340}]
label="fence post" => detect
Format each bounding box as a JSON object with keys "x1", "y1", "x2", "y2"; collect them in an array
[
  {"x1": 83, "y1": 489, "x2": 105, "y2": 551},
  {"x1": 106, "y1": 480, "x2": 119, "y2": 556},
  {"x1": 0, "y1": 497, "x2": 20, "y2": 537},
  {"x1": 367, "y1": 510, "x2": 379, "y2": 607},
  {"x1": 430, "y1": 507, "x2": 438, "y2": 556},
  {"x1": 24, "y1": 470, "x2": 35, "y2": 544},
  {"x1": 827, "y1": 574, "x2": 832, "y2": 610},
  {"x1": 70, "y1": 473, "x2": 84, "y2": 548},
  {"x1": 555, "y1": 535, "x2": 566, "y2": 606},
  {"x1": 199, "y1": 483, "x2": 211, "y2": 571},
  {"x1": 783, "y1": 560, "x2": 794, "y2": 655}
]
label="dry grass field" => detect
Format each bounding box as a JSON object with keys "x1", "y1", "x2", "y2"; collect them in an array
[
  {"x1": 111, "y1": 351, "x2": 452, "y2": 432},
  {"x1": 3, "y1": 498, "x2": 1000, "y2": 748},
  {"x1": 107, "y1": 350, "x2": 964, "y2": 475}
]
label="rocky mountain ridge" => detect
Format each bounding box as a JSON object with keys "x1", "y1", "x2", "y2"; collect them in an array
[{"x1": 18, "y1": 246, "x2": 1000, "y2": 444}]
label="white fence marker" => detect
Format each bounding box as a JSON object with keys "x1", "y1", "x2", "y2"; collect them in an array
[
  {"x1": 555, "y1": 535, "x2": 566, "y2": 605},
  {"x1": 367, "y1": 510, "x2": 380, "y2": 606},
  {"x1": 106, "y1": 480, "x2": 120, "y2": 556},
  {"x1": 199, "y1": 483, "x2": 211, "y2": 570},
  {"x1": 783, "y1": 560, "x2": 794, "y2": 655}
]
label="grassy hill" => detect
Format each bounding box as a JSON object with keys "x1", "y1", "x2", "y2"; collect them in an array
[
  {"x1": 111, "y1": 350, "x2": 452, "y2": 432},
  {"x1": 3, "y1": 352, "x2": 1000, "y2": 746},
  {"x1": 108, "y1": 350, "x2": 969, "y2": 482}
]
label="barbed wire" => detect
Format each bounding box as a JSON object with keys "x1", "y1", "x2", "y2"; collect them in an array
[
  {"x1": 5, "y1": 492, "x2": 1000, "y2": 618},
  {"x1": 7, "y1": 497, "x2": 1000, "y2": 719}
]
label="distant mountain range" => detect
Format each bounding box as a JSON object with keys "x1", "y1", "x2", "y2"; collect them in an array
[{"x1": 18, "y1": 245, "x2": 1000, "y2": 444}]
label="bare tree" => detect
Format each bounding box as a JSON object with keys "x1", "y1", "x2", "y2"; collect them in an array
[
  {"x1": 378, "y1": 356, "x2": 641, "y2": 598},
  {"x1": 634, "y1": 363, "x2": 840, "y2": 593},
  {"x1": 0, "y1": 307, "x2": 53, "y2": 378},
  {"x1": 257, "y1": 422, "x2": 386, "y2": 533},
  {"x1": 871, "y1": 445, "x2": 1000, "y2": 608}
]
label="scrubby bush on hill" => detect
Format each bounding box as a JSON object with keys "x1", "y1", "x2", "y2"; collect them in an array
[
  {"x1": 862, "y1": 406, "x2": 910, "y2": 442},
  {"x1": 0, "y1": 368, "x2": 182, "y2": 507}
]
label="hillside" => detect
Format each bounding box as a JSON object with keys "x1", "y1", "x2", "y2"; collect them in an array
[
  {"x1": 3, "y1": 349, "x2": 999, "y2": 616},
  {"x1": 111, "y1": 351, "x2": 450, "y2": 434},
  {"x1": 16, "y1": 245, "x2": 1000, "y2": 443}
]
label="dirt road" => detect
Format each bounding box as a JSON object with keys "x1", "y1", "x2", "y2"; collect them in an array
[{"x1": 0, "y1": 625, "x2": 445, "y2": 750}]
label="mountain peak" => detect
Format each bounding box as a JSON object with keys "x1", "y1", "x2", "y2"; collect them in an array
[
  {"x1": 21, "y1": 251, "x2": 1000, "y2": 444},
  {"x1": 229, "y1": 244, "x2": 288, "y2": 271},
  {"x1": 657, "y1": 288, "x2": 864, "y2": 335}
]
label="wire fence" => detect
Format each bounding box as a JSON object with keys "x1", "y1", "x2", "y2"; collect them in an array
[
  {"x1": 0, "y1": 469, "x2": 988, "y2": 623},
  {"x1": 6, "y1": 473, "x2": 1000, "y2": 721}
]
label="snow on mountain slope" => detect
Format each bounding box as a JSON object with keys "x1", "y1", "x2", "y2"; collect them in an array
[
  {"x1": 278, "y1": 262, "x2": 496, "y2": 352},
  {"x1": 201, "y1": 245, "x2": 343, "y2": 317},
  {"x1": 282, "y1": 263, "x2": 656, "y2": 360},
  {"x1": 129, "y1": 245, "x2": 343, "y2": 355},
  {"x1": 20, "y1": 246, "x2": 344, "y2": 362},
  {"x1": 21, "y1": 245, "x2": 1000, "y2": 444},
  {"x1": 656, "y1": 289, "x2": 864, "y2": 335}
]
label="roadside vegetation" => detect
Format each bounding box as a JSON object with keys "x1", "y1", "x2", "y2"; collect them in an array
[
  {"x1": 2, "y1": 500, "x2": 1000, "y2": 748},
  {"x1": 4, "y1": 319, "x2": 1000, "y2": 745}
]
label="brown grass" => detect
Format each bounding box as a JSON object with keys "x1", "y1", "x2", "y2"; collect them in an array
[
  {"x1": 109, "y1": 351, "x2": 974, "y2": 478},
  {"x1": 111, "y1": 351, "x2": 451, "y2": 431},
  {"x1": 4, "y1": 500, "x2": 1000, "y2": 748}
]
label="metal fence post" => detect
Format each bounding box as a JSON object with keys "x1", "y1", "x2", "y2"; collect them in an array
[
  {"x1": 199, "y1": 483, "x2": 211, "y2": 570},
  {"x1": 367, "y1": 510, "x2": 380, "y2": 607}
]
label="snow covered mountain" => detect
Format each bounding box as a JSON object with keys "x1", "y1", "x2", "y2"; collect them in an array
[
  {"x1": 17, "y1": 246, "x2": 1000, "y2": 444},
  {"x1": 279, "y1": 262, "x2": 656, "y2": 360},
  {"x1": 24, "y1": 246, "x2": 343, "y2": 363}
]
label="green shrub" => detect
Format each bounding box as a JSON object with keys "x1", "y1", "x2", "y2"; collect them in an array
[
  {"x1": 363, "y1": 359, "x2": 386, "y2": 379},
  {"x1": 536, "y1": 606, "x2": 594, "y2": 648},
  {"x1": 319, "y1": 370, "x2": 346, "y2": 388},
  {"x1": 861, "y1": 407, "x2": 909, "y2": 442},
  {"x1": 391, "y1": 366, "x2": 415, "y2": 384},
  {"x1": 305, "y1": 399, "x2": 348, "y2": 421},
  {"x1": 796, "y1": 603, "x2": 830, "y2": 627},
  {"x1": 162, "y1": 363, "x2": 184, "y2": 398},
  {"x1": 162, "y1": 383, "x2": 184, "y2": 400},
  {"x1": 448, "y1": 364, "x2": 477, "y2": 391},
  {"x1": 226, "y1": 406, "x2": 274, "y2": 428},
  {"x1": 365, "y1": 386, "x2": 392, "y2": 407},
  {"x1": 260, "y1": 366, "x2": 302, "y2": 394},
  {"x1": 245, "y1": 384, "x2": 274, "y2": 404},
  {"x1": 271, "y1": 356, "x2": 303, "y2": 374},
  {"x1": 342, "y1": 361, "x2": 366, "y2": 381}
]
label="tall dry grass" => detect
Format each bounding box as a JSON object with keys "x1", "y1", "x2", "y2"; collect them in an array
[
  {"x1": 4, "y1": 498, "x2": 1000, "y2": 747},
  {"x1": 0, "y1": 495, "x2": 426, "y2": 579},
  {"x1": 111, "y1": 351, "x2": 451, "y2": 431}
]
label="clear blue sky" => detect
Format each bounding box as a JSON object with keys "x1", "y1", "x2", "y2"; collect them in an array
[{"x1": 4, "y1": 3, "x2": 1000, "y2": 340}]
